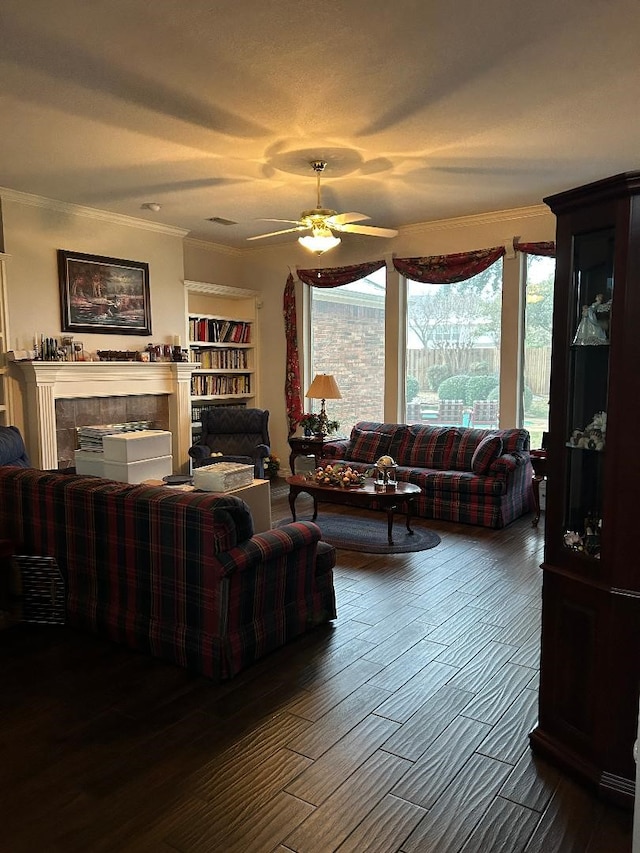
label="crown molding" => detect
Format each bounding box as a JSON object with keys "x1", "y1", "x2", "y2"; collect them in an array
[
  {"x1": 182, "y1": 236, "x2": 242, "y2": 258},
  {"x1": 184, "y1": 280, "x2": 259, "y2": 298},
  {"x1": 0, "y1": 187, "x2": 189, "y2": 237},
  {"x1": 399, "y1": 204, "x2": 551, "y2": 235}
]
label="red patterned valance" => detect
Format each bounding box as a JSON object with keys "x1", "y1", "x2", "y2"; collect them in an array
[
  {"x1": 393, "y1": 247, "x2": 506, "y2": 283},
  {"x1": 297, "y1": 259, "x2": 385, "y2": 288},
  {"x1": 514, "y1": 240, "x2": 556, "y2": 257}
]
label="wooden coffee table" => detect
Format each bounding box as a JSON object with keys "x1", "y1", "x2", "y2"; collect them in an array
[{"x1": 286, "y1": 475, "x2": 421, "y2": 546}]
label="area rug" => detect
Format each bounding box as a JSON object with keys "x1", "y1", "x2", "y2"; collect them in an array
[{"x1": 275, "y1": 510, "x2": 441, "y2": 555}]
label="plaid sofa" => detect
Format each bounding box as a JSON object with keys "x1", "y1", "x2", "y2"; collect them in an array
[
  {"x1": 0, "y1": 467, "x2": 336, "y2": 680},
  {"x1": 321, "y1": 421, "x2": 533, "y2": 529}
]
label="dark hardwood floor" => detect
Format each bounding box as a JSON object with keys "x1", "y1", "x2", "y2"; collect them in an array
[{"x1": 0, "y1": 484, "x2": 633, "y2": 852}]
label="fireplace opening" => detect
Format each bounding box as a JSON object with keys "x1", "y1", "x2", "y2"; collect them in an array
[{"x1": 55, "y1": 395, "x2": 170, "y2": 469}]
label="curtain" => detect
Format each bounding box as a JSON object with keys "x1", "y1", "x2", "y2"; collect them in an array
[
  {"x1": 514, "y1": 240, "x2": 556, "y2": 257},
  {"x1": 283, "y1": 273, "x2": 303, "y2": 436},
  {"x1": 392, "y1": 247, "x2": 506, "y2": 283},
  {"x1": 297, "y1": 259, "x2": 386, "y2": 288},
  {"x1": 284, "y1": 260, "x2": 386, "y2": 432}
]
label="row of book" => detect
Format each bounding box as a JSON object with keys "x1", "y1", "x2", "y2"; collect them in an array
[
  {"x1": 190, "y1": 375, "x2": 251, "y2": 397},
  {"x1": 189, "y1": 349, "x2": 249, "y2": 369},
  {"x1": 191, "y1": 402, "x2": 247, "y2": 423},
  {"x1": 189, "y1": 318, "x2": 251, "y2": 344}
]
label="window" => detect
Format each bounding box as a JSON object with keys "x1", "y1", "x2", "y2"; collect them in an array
[
  {"x1": 309, "y1": 267, "x2": 386, "y2": 436},
  {"x1": 405, "y1": 261, "x2": 503, "y2": 427},
  {"x1": 523, "y1": 255, "x2": 555, "y2": 448}
]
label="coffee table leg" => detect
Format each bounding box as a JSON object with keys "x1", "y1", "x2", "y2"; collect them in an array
[
  {"x1": 386, "y1": 507, "x2": 395, "y2": 546},
  {"x1": 406, "y1": 497, "x2": 415, "y2": 535},
  {"x1": 288, "y1": 488, "x2": 298, "y2": 521},
  {"x1": 312, "y1": 495, "x2": 318, "y2": 521}
]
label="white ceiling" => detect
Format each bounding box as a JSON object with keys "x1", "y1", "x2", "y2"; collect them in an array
[{"x1": 1, "y1": 0, "x2": 639, "y2": 249}]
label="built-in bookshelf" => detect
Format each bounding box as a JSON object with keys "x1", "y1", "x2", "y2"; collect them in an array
[
  {"x1": 185, "y1": 281, "x2": 260, "y2": 444},
  {"x1": 0, "y1": 254, "x2": 11, "y2": 427}
]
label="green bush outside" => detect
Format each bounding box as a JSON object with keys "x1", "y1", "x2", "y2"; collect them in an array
[
  {"x1": 406, "y1": 375, "x2": 419, "y2": 403},
  {"x1": 437, "y1": 374, "x2": 470, "y2": 402},
  {"x1": 426, "y1": 363, "x2": 452, "y2": 392},
  {"x1": 465, "y1": 374, "x2": 500, "y2": 404},
  {"x1": 487, "y1": 384, "x2": 534, "y2": 408},
  {"x1": 439, "y1": 373, "x2": 534, "y2": 408}
]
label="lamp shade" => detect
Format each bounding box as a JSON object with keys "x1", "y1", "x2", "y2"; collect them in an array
[
  {"x1": 305, "y1": 373, "x2": 342, "y2": 400},
  {"x1": 298, "y1": 233, "x2": 341, "y2": 254}
]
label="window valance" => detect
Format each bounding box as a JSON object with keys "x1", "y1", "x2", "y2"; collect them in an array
[
  {"x1": 296, "y1": 259, "x2": 386, "y2": 288},
  {"x1": 393, "y1": 247, "x2": 506, "y2": 284}
]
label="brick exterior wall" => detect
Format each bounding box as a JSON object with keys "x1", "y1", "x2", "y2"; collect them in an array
[{"x1": 311, "y1": 298, "x2": 385, "y2": 432}]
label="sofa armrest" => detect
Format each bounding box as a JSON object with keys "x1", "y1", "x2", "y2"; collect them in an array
[
  {"x1": 488, "y1": 451, "x2": 530, "y2": 477},
  {"x1": 215, "y1": 521, "x2": 325, "y2": 577},
  {"x1": 189, "y1": 444, "x2": 213, "y2": 463},
  {"x1": 321, "y1": 439, "x2": 349, "y2": 461}
]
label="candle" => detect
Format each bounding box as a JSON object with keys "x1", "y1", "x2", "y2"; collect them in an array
[{"x1": 173, "y1": 335, "x2": 181, "y2": 347}]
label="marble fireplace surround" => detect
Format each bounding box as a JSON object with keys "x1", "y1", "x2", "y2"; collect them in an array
[{"x1": 17, "y1": 361, "x2": 196, "y2": 472}]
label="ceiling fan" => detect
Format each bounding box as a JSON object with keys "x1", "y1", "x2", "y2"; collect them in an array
[{"x1": 247, "y1": 159, "x2": 398, "y2": 253}]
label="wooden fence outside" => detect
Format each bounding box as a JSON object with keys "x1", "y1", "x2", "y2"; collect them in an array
[{"x1": 406, "y1": 346, "x2": 551, "y2": 397}]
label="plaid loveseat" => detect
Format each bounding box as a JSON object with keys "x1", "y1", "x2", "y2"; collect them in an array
[
  {"x1": 321, "y1": 421, "x2": 533, "y2": 529},
  {"x1": 0, "y1": 467, "x2": 336, "y2": 680}
]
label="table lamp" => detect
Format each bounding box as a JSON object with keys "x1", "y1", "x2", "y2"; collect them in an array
[{"x1": 305, "y1": 373, "x2": 341, "y2": 436}]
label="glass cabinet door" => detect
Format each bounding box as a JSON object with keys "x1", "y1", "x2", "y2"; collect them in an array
[{"x1": 563, "y1": 228, "x2": 613, "y2": 557}]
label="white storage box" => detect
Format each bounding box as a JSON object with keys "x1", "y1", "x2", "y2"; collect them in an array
[
  {"x1": 74, "y1": 450, "x2": 106, "y2": 477},
  {"x1": 102, "y1": 430, "x2": 172, "y2": 463},
  {"x1": 193, "y1": 462, "x2": 254, "y2": 493},
  {"x1": 102, "y1": 455, "x2": 173, "y2": 484}
]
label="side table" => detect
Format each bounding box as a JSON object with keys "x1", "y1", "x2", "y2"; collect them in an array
[
  {"x1": 288, "y1": 435, "x2": 343, "y2": 474},
  {"x1": 530, "y1": 450, "x2": 548, "y2": 527}
]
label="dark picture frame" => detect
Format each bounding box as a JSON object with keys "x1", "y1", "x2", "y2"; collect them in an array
[{"x1": 58, "y1": 249, "x2": 151, "y2": 335}]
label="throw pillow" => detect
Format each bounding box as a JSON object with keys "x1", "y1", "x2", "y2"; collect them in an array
[
  {"x1": 397, "y1": 425, "x2": 454, "y2": 469},
  {"x1": 471, "y1": 434, "x2": 503, "y2": 475},
  {"x1": 346, "y1": 428, "x2": 392, "y2": 464}
]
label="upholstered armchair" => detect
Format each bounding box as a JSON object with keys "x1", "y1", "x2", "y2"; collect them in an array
[
  {"x1": 0, "y1": 426, "x2": 31, "y2": 468},
  {"x1": 188, "y1": 407, "x2": 270, "y2": 478}
]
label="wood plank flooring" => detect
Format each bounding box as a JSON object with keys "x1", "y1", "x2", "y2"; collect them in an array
[{"x1": 0, "y1": 485, "x2": 633, "y2": 852}]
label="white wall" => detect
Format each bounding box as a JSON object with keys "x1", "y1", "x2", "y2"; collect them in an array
[{"x1": 1, "y1": 192, "x2": 189, "y2": 442}]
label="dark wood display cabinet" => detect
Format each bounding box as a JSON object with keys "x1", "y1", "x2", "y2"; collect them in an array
[{"x1": 529, "y1": 172, "x2": 640, "y2": 808}]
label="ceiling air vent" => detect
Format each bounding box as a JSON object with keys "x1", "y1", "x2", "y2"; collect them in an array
[{"x1": 207, "y1": 217, "x2": 238, "y2": 226}]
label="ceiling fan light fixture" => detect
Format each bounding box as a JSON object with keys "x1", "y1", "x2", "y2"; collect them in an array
[
  {"x1": 298, "y1": 231, "x2": 341, "y2": 254},
  {"x1": 298, "y1": 221, "x2": 341, "y2": 254}
]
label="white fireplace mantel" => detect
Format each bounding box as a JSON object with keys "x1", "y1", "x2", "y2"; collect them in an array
[{"x1": 17, "y1": 361, "x2": 197, "y2": 472}]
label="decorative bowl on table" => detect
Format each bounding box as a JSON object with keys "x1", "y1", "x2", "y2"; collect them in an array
[{"x1": 308, "y1": 463, "x2": 366, "y2": 488}]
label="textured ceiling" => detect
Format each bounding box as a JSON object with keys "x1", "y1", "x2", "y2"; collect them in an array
[{"x1": 1, "y1": 0, "x2": 639, "y2": 248}]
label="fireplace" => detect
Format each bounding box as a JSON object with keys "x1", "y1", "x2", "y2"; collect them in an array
[{"x1": 16, "y1": 361, "x2": 196, "y2": 473}]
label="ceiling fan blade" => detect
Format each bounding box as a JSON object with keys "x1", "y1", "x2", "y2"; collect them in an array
[
  {"x1": 247, "y1": 225, "x2": 308, "y2": 241},
  {"x1": 336, "y1": 223, "x2": 399, "y2": 238},
  {"x1": 256, "y1": 218, "x2": 304, "y2": 225},
  {"x1": 327, "y1": 212, "x2": 371, "y2": 226}
]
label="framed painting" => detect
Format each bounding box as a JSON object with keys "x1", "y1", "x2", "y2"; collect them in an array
[{"x1": 58, "y1": 249, "x2": 151, "y2": 335}]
